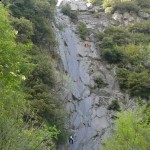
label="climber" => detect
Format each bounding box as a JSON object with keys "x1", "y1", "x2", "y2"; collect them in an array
[
  {"x1": 69, "y1": 135, "x2": 74, "y2": 144},
  {"x1": 85, "y1": 39, "x2": 89, "y2": 48}
]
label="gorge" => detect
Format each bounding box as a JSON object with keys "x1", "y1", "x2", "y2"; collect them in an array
[{"x1": 55, "y1": 1, "x2": 124, "y2": 149}]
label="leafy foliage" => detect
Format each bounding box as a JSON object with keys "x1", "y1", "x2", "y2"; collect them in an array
[
  {"x1": 11, "y1": 17, "x2": 33, "y2": 43},
  {"x1": 102, "y1": 0, "x2": 150, "y2": 13},
  {"x1": 94, "y1": 77, "x2": 108, "y2": 88},
  {"x1": 129, "y1": 22, "x2": 150, "y2": 34},
  {"x1": 97, "y1": 23, "x2": 150, "y2": 98},
  {"x1": 108, "y1": 100, "x2": 120, "y2": 111},
  {"x1": 113, "y1": 1, "x2": 139, "y2": 14},
  {"x1": 61, "y1": 4, "x2": 72, "y2": 16},
  {"x1": 102, "y1": 104, "x2": 150, "y2": 150},
  {"x1": 87, "y1": 0, "x2": 103, "y2": 5},
  {"x1": 8, "y1": 0, "x2": 56, "y2": 47},
  {"x1": 0, "y1": 4, "x2": 32, "y2": 150},
  {"x1": 103, "y1": 48, "x2": 123, "y2": 63},
  {"x1": 78, "y1": 22, "x2": 88, "y2": 40},
  {"x1": 127, "y1": 70, "x2": 150, "y2": 98},
  {"x1": 1, "y1": 0, "x2": 68, "y2": 148},
  {"x1": 24, "y1": 125, "x2": 60, "y2": 150},
  {"x1": 98, "y1": 26, "x2": 130, "y2": 63},
  {"x1": 136, "y1": 0, "x2": 150, "y2": 9},
  {"x1": 24, "y1": 51, "x2": 68, "y2": 136},
  {"x1": 61, "y1": 4, "x2": 78, "y2": 22}
]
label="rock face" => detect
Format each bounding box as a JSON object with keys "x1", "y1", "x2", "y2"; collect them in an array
[
  {"x1": 112, "y1": 11, "x2": 150, "y2": 27},
  {"x1": 60, "y1": 0, "x2": 88, "y2": 11},
  {"x1": 54, "y1": 0, "x2": 143, "y2": 149}
]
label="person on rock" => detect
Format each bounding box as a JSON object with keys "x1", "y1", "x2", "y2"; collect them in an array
[
  {"x1": 85, "y1": 39, "x2": 89, "y2": 48},
  {"x1": 69, "y1": 135, "x2": 74, "y2": 144}
]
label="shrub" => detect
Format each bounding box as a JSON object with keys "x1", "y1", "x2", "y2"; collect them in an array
[
  {"x1": 108, "y1": 100, "x2": 120, "y2": 111},
  {"x1": 11, "y1": 17, "x2": 33, "y2": 43},
  {"x1": 70, "y1": 11, "x2": 78, "y2": 22},
  {"x1": 102, "y1": 0, "x2": 118, "y2": 11},
  {"x1": 103, "y1": 105, "x2": 150, "y2": 150},
  {"x1": 131, "y1": 33, "x2": 150, "y2": 45},
  {"x1": 116, "y1": 68, "x2": 129, "y2": 90},
  {"x1": 25, "y1": 51, "x2": 68, "y2": 144},
  {"x1": 96, "y1": 32, "x2": 105, "y2": 41},
  {"x1": 129, "y1": 22, "x2": 150, "y2": 34},
  {"x1": 61, "y1": 4, "x2": 71, "y2": 16},
  {"x1": 61, "y1": 4, "x2": 78, "y2": 22},
  {"x1": 136, "y1": 0, "x2": 150, "y2": 9},
  {"x1": 119, "y1": 44, "x2": 150, "y2": 65},
  {"x1": 103, "y1": 48, "x2": 123, "y2": 64},
  {"x1": 9, "y1": 0, "x2": 56, "y2": 47},
  {"x1": 113, "y1": 1, "x2": 139, "y2": 14},
  {"x1": 143, "y1": 8, "x2": 150, "y2": 14},
  {"x1": 100, "y1": 37, "x2": 114, "y2": 49},
  {"x1": 88, "y1": 0, "x2": 103, "y2": 5},
  {"x1": 128, "y1": 70, "x2": 150, "y2": 98},
  {"x1": 77, "y1": 22, "x2": 88, "y2": 40},
  {"x1": 104, "y1": 26, "x2": 131, "y2": 46},
  {"x1": 117, "y1": 67, "x2": 150, "y2": 99},
  {"x1": 97, "y1": 26, "x2": 135, "y2": 64},
  {"x1": 94, "y1": 77, "x2": 108, "y2": 88}
]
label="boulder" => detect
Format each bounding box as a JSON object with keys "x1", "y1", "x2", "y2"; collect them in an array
[
  {"x1": 96, "y1": 106, "x2": 108, "y2": 118},
  {"x1": 139, "y1": 11, "x2": 150, "y2": 19},
  {"x1": 112, "y1": 12, "x2": 123, "y2": 22},
  {"x1": 91, "y1": 117, "x2": 109, "y2": 131}
]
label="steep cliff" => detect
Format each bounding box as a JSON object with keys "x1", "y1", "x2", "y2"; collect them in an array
[{"x1": 54, "y1": 0, "x2": 150, "y2": 150}]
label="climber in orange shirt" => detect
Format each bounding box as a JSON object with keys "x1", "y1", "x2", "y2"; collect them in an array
[{"x1": 85, "y1": 39, "x2": 89, "y2": 48}]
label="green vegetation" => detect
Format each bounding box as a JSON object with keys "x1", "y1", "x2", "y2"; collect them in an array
[
  {"x1": 129, "y1": 22, "x2": 150, "y2": 34},
  {"x1": 87, "y1": 0, "x2": 103, "y2": 5},
  {"x1": 97, "y1": 26, "x2": 130, "y2": 63},
  {"x1": 113, "y1": 1, "x2": 139, "y2": 14},
  {"x1": 102, "y1": 104, "x2": 150, "y2": 150},
  {"x1": 136, "y1": 0, "x2": 150, "y2": 9},
  {"x1": 87, "y1": 1, "x2": 150, "y2": 148},
  {"x1": 11, "y1": 17, "x2": 33, "y2": 43},
  {"x1": 108, "y1": 100, "x2": 120, "y2": 111},
  {"x1": 8, "y1": 0, "x2": 56, "y2": 47},
  {"x1": 98, "y1": 2, "x2": 150, "y2": 146},
  {"x1": 97, "y1": 23, "x2": 150, "y2": 99},
  {"x1": 94, "y1": 77, "x2": 108, "y2": 88},
  {"x1": 0, "y1": 4, "x2": 59, "y2": 149},
  {"x1": 61, "y1": 4, "x2": 78, "y2": 22},
  {"x1": 1, "y1": 0, "x2": 68, "y2": 149},
  {"x1": 24, "y1": 50, "x2": 68, "y2": 144},
  {"x1": 78, "y1": 22, "x2": 88, "y2": 40},
  {"x1": 0, "y1": 4, "x2": 30, "y2": 149},
  {"x1": 92, "y1": 0, "x2": 150, "y2": 13},
  {"x1": 61, "y1": 4, "x2": 72, "y2": 16},
  {"x1": 117, "y1": 67, "x2": 150, "y2": 98}
]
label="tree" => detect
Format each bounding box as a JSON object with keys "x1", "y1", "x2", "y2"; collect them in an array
[
  {"x1": 11, "y1": 17, "x2": 33, "y2": 43},
  {"x1": 102, "y1": 105, "x2": 150, "y2": 150},
  {"x1": 78, "y1": 22, "x2": 88, "y2": 40},
  {"x1": 0, "y1": 3, "x2": 32, "y2": 149},
  {"x1": 127, "y1": 70, "x2": 150, "y2": 98},
  {"x1": 8, "y1": 0, "x2": 56, "y2": 47},
  {"x1": 0, "y1": 3, "x2": 61, "y2": 149}
]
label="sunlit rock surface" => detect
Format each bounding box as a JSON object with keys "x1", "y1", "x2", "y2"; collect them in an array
[{"x1": 54, "y1": 0, "x2": 147, "y2": 149}]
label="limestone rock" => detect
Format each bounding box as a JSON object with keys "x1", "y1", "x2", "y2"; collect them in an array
[
  {"x1": 96, "y1": 106, "x2": 108, "y2": 118},
  {"x1": 112, "y1": 12, "x2": 122, "y2": 22},
  {"x1": 78, "y1": 97, "x2": 93, "y2": 115},
  {"x1": 54, "y1": 1, "x2": 134, "y2": 149},
  {"x1": 91, "y1": 117, "x2": 109, "y2": 131},
  {"x1": 139, "y1": 11, "x2": 150, "y2": 19}
]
